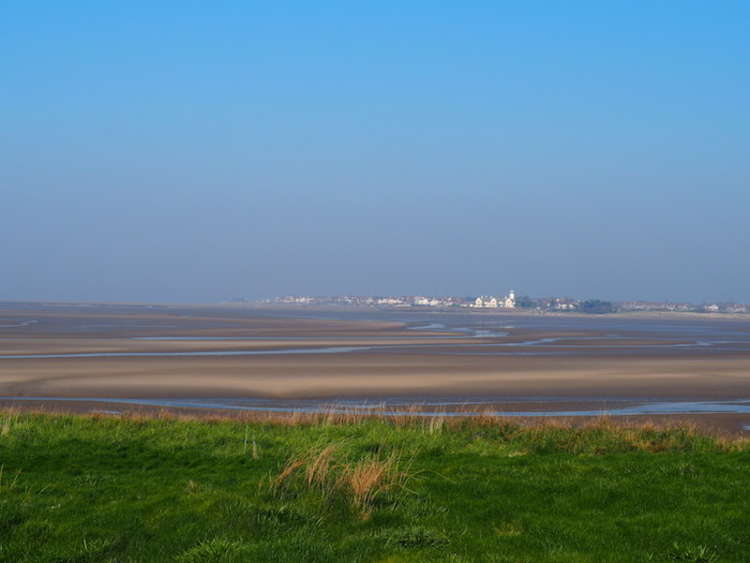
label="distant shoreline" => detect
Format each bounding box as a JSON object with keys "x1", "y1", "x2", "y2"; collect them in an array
[
  {"x1": 3, "y1": 299, "x2": 750, "y2": 322},
  {"x1": 242, "y1": 302, "x2": 750, "y2": 322}
]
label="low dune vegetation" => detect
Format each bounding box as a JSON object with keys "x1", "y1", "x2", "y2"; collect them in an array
[{"x1": 0, "y1": 409, "x2": 748, "y2": 562}]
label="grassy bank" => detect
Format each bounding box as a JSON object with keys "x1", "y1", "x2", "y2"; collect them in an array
[{"x1": 0, "y1": 411, "x2": 748, "y2": 562}]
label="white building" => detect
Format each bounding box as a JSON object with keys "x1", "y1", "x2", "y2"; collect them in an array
[
  {"x1": 377, "y1": 297, "x2": 403, "y2": 305},
  {"x1": 473, "y1": 290, "x2": 515, "y2": 309},
  {"x1": 414, "y1": 297, "x2": 441, "y2": 306}
]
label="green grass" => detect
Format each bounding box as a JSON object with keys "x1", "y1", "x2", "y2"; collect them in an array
[{"x1": 0, "y1": 411, "x2": 748, "y2": 562}]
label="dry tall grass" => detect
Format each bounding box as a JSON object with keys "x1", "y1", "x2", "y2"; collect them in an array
[
  {"x1": 344, "y1": 452, "x2": 401, "y2": 511},
  {"x1": 0, "y1": 409, "x2": 19, "y2": 436},
  {"x1": 269, "y1": 445, "x2": 409, "y2": 517},
  {"x1": 305, "y1": 444, "x2": 338, "y2": 488}
]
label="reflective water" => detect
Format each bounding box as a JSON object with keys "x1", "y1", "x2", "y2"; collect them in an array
[
  {"x1": 0, "y1": 346, "x2": 371, "y2": 359},
  {"x1": 3, "y1": 308, "x2": 750, "y2": 359},
  {"x1": 0, "y1": 320, "x2": 39, "y2": 328},
  {"x1": 4, "y1": 338, "x2": 750, "y2": 360}
]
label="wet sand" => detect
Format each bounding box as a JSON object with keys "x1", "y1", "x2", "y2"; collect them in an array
[
  {"x1": 1, "y1": 302, "x2": 750, "y2": 430},
  {"x1": 2, "y1": 353, "x2": 750, "y2": 400}
]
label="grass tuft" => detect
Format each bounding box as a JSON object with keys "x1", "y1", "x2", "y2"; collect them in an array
[
  {"x1": 306, "y1": 444, "x2": 338, "y2": 488},
  {"x1": 344, "y1": 452, "x2": 401, "y2": 513},
  {"x1": 269, "y1": 445, "x2": 410, "y2": 516}
]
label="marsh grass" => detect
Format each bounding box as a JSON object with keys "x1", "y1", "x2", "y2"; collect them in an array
[{"x1": 0, "y1": 408, "x2": 748, "y2": 561}]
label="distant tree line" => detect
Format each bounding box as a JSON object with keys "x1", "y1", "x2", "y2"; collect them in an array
[
  {"x1": 515, "y1": 295, "x2": 535, "y2": 309},
  {"x1": 579, "y1": 299, "x2": 616, "y2": 314},
  {"x1": 514, "y1": 296, "x2": 616, "y2": 314}
]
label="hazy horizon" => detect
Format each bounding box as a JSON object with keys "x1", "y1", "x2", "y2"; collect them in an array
[{"x1": 3, "y1": 2, "x2": 749, "y2": 304}]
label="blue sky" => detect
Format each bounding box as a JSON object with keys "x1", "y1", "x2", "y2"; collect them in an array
[{"x1": 2, "y1": 1, "x2": 749, "y2": 303}]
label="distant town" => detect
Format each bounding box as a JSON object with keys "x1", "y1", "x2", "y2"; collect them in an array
[{"x1": 231, "y1": 290, "x2": 750, "y2": 315}]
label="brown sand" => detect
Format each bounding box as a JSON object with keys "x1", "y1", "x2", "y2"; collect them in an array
[{"x1": 1, "y1": 353, "x2": 749, "y2": 399}]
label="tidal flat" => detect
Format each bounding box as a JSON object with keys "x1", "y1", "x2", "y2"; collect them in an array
[{"x1": 1, "y1": 303, "x2": 750, "y2": 432}]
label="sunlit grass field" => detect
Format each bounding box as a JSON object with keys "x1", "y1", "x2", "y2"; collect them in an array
[{"x1": 0, "y1": 410, "x2": 748, "y2": 562}]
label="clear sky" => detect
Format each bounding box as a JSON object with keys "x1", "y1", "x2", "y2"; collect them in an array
[{"x1": 2, "y1": 1, "x2": 748, "y2": 303}]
